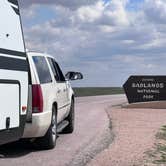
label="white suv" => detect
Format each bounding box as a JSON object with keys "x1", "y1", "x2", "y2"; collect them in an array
[{"x1": 22, "y1": 52, "x2": 83, "y2": 149}]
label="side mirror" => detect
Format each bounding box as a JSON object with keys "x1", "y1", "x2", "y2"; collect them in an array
[{"x1": 65, "y1": 72, "x2": 83, "y2": 81}]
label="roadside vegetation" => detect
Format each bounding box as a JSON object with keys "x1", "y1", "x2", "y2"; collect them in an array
[
  {"x1": 144, "y1": 125, "x2": 166, "y2": 165},
  {"x1": 73, "y1": 87, "x2": 124, "y2": 97}
]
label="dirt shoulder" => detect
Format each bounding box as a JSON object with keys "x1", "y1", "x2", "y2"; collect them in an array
[{"x1": 88, "y1": 108, "x2": 166, "y2": 166}]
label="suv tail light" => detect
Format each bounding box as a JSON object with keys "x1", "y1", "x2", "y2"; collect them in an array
[{"x1": 32, "y1": 84, "x2": 43, "y2": 113}]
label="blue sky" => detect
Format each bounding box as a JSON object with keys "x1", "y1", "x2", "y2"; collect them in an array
[
  {"x1": 20, "y1": 0, "x2": 166, "y2": 87},
  {"x1": 22, "y1": 6, "x2": 56, "y2": 27}
]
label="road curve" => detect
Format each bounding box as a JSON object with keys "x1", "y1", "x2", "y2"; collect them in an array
[{"x1": 0, "y1": 95, "x2": 126, "y2": 166}]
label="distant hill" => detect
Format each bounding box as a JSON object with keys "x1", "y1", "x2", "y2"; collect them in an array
[{"x1": 73, "y1": 87, "x2": 124, "y2": 97}]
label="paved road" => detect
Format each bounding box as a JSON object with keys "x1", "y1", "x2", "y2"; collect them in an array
[{"x1": 0, "y1": 95, "x2": 126, "y2": 166}]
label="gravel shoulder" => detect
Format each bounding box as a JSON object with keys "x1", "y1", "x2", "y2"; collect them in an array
[{"x1": 88, "y1": 108, "x2": 166, "y2": 166}]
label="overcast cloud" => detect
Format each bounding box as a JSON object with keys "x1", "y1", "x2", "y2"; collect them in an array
[
  {"x1": 19, "y1": 0, "x2": 166, "y2": 87},
  {"x1": 20, "y1": 0, "x2": 98, "y2": 9}
]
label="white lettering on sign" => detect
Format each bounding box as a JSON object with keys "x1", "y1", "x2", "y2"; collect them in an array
[
  {"x1": 143, "y1": 95, "x2": 154, "y2": 99},
  {"x1": 132, "y1": 83, "x2": 164, "y2": 89},
  {"x1": 137, "y1": 89, "x2": 160, "y2": 94}
]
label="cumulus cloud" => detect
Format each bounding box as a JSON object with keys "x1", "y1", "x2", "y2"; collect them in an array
[
  {"x1": 20, "y1": 0, "x2": 166, "y2": 86},
  {"x1": 76, "y1": 0, "x2": 129, "y2": 26},
  {"x1": 144, "y1": 0, "x2": 166, "y2": 24},
  {"x1": 76, "y1": 1, "x2": 104, "y2": 22}
]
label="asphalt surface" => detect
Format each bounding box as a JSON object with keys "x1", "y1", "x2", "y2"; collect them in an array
[{"x1": 0, "y1": 95, "x2": 126, "y2": 166}]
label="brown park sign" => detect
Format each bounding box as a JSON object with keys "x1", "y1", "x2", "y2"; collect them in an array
[{"x1": 123, "y1": 76, "x2": 166, "y2": 104}]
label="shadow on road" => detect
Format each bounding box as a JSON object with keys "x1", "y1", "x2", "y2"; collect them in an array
[
  {"x1": 0, "y1": 140, "x2": 36, "y2": 158},
  {"x1": 0, "y1": 135, "x2": 61, "y2": 159}
]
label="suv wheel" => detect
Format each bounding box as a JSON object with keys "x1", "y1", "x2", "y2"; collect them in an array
[{"x1": 34, "y1": 107, "x2": 57, "y2": 150}]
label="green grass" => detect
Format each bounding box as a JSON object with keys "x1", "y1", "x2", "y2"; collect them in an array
[
  {"x1": 145, "y1": 125, "x2": 166, "y2": 165},
  {"x1": 73, "y1": 87, "x2": 124, "y2": 97}
]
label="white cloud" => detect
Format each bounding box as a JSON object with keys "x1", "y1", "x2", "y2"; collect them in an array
[
  {"x1": 77, "y1": 1, "x2": 104, "y2": 22},
  {"x1": 75, "y1": 0, "x2": 129, "y2": 26},
  {"x1": 103, "y1": 0, "x2": 129, "y2": 26},
  {"x1": 144, "y1": 0, "x2": 166, "y2": 24},
  {"x1": 20, "y1": 0, "x2": 166, "y2": 86}
]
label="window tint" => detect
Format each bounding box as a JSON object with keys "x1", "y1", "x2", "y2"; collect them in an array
[
  {"x1": 47, "y1": 58, "x2": 65, "y2": 82},
  {"x1": 33, "y1": 56, "x2": 52, "y2": 84},
  {"x1": 47, "y1": 58, "x2": 59, "y2": 81},
  {"x1": 54, "y1": 62, "x2": 65, "y2": 82}
]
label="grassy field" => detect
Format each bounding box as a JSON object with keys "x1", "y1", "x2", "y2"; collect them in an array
[
  {"x1": 73, "y1": 87, "x2": 124, "y2": 97},
  {"x1": 144, "y1": 125, "x2": 166, "y2": 165}
]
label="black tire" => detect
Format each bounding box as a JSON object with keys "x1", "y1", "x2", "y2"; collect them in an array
[
  {"x1": 34, "y1": 107, "x2": 57, "y2": 150},
  {"x1": 63, "y1": 100, "x2": 75, "y2": 134}
]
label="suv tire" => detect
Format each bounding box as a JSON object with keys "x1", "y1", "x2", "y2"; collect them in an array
[{"x1": 34, "y1": 107, "x2": 57, "y2": 150}]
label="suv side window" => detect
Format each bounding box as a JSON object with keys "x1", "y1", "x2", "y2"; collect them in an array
[
  {"x1": 48, "y1": 58, "x2": 65, "y2": 82},
  {"x1": 47, "y1": 58, "x2": 59, "y2": 81},
  {"x1": 33, "y1": 56, "x2": 52, "y2": 84}
]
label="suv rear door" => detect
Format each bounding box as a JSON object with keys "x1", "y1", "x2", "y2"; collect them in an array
[
  {"x1": 47, "y1": 58, "x2": 69, "y2": 122},
  {"x1": 0, "y1": 0, "x2": 28, "y2": 145}
]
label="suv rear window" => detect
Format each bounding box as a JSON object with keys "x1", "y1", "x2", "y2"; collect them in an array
[{"x1": 33, "y1": 56, "x2": 52, "y2": 84}]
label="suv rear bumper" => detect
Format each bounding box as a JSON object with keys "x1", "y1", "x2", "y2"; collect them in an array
[{"x1": 22, "y1": 111, "x2": 52, "y2": 138}]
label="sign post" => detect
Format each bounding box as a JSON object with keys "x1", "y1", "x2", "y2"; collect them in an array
[{"x1": 123, "y1": 76, "x2": 166, "y2": 104}]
